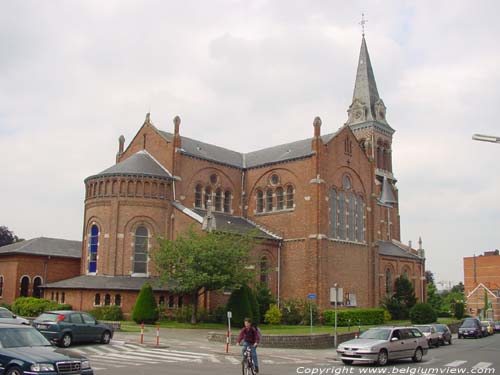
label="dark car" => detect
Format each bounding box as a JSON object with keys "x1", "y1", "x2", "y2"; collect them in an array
[
  {"x1": 433, "y1": 323, "x2": 452, "y2": 345},
  {"x1": 458, "y1": 318, "x2": 482, "y2": 339},
  {"x1": 33, "y1": 310, "x2": 113, "y2": 348},
  {"x1": 494, "y1": 321, "x2": 500, "y2": 332},
  {"x1": 0, "y1": 323, "x2": 94, "y2": 374}
]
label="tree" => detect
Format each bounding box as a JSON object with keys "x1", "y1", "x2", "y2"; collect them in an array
[
  {"x1": 451, "y1": 282, "x2": 464, "y2": 294},
  {"x1": 424, "y1": 270, "x2": 434, "y2": 285},
  {"x1": 0, "y1": 226, "x2": 22, "y2": 247},
  {"x1": 410, "y1": 303, "x2": 437, "y2": 324},
  {"x1": 426, "y1": 283, "x2": 443, "y2": 312},
  {"x1": 226, "y1": 285, "x2": 254, "y2": 327},
  {"x1": 131, "y1": 283, "x2": 159, "y2": 324},
  {"x1": 255, "y1": 283, "x2": 274, "y2": 323},
  {"x1": 384, "y1": 276, "x2": 417, "y2": 320},
  {"x1": 154, "y1": 226, "x2": 257, "y2": 324}
]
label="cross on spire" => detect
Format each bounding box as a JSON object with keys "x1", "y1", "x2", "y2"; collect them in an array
[{"x1": 359, "y1": 13, "x2": 368, "y2": 36}]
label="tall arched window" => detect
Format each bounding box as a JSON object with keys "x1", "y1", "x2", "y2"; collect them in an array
[
  {"x1": 349, "y1": 192, "x2": 356, "y2": 241},
  {"x1": 89, "y1": 225, "x2": 99, "y2": 273},
  {"x1": 94, "y1": 293, "x2": 101, "y2": 306},
  {"x1": 134, "y1": 226, "x2": 149, "y2": 274},
  {"x1": 204, "y1": 187, "x2": 212, "y2": 208},
  {"x1": 356, "y1": 195, "x2": 364, "y2": 242},
  {"x1": 0, "y1": 276, "x2": 3, "y2": 298},
  {"x1": 215, "y1": 188, "x2": 222, "y2": 211},
  {"x1": 329, "y1": 189, "x2": 337, "y2": 238},
  {"x1": 338, "y1": 191, "x2": 346, "y2": 240},
  {"x1": 266, "y1": 189, "x2": 273, "y2": 212},
  {"x1": 276, "y1": 187, "x2": 284, "y2": 210},
  {"x1": 260, "y1": 256, "x2": 269, "y2": 284},
  {"x1": 33, "y1": 276, "x2": 42, "y2": 298},
  {"x1": 104, "y1": 294, "x2": 111, "y2": 306},
  {"x1": 385, "y1": 268, "x2": 392, "y2": 295},
  {"x1": 194, "y1": 184, "x2": 202, "y2": 208},
  {"x1": 286, "y1": 185, "x2": 294, "y2": 209},
  {"x1": 115, "y1": 294, "x2": 121, "y2": 306},
  {"x1": 61, "y1": 292, "x2": 65, "y2": 303},
  {"x1": 403, "y1": 269, "x2": 409, "y2": 279},
  {"x1": 224, "y1": 191, "x2": 231, "y2": 213},
  {"x1": 20, "y1": 276, "x2": 29, "y2": 297},
  {"x1": 256, "y1": 190, "x2": 264, "y2": 213}
]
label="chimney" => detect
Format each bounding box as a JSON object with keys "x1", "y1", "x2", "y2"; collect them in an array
[
  {"x1": 313, "y1": 116, "x2": 322, "y2": 138},
  {"x1": 173, "y1": 115, "x2": 182, "y2": 149},
  {"x1": 116, "y1": 135, "x2": 125, "y2": 163}
]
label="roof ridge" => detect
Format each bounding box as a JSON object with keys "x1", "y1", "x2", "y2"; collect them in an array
[
  {"x1": 141, "y1": 150, "x2": 173, "y2": 177},
  {"x1": 242, "y1": 217, "x2": 282, "y2": 240}
]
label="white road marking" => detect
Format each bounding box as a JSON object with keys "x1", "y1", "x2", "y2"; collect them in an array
[
  {"x1": 445, "y1": 361, "x2": 468, "y2": 367},
  {"x1": 473, "y1": 362, "x2": 493, "y2": 369},
  {"x1": 226, "y1": 356, "x2": 241, "y2": 365}
]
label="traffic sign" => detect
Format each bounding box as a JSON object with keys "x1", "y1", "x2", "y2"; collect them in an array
[{"x1": 307, "y1": 293, "x2": 317, "y2": 299}]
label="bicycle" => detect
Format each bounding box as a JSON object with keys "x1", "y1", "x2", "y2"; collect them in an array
[{"x1": 242, "y1": 346, "x2": 256, "y2": 375}]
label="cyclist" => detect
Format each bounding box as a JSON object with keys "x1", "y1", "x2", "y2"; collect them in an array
[{"x1": 237, "y1": 317, "x2": 260, "y2": 373}]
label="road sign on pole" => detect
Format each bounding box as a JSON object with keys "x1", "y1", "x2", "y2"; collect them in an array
[{"x1": 307, "y1": 294, "x2": 316, "y2": 334}]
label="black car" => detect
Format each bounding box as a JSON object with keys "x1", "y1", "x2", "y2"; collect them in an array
[
  {"x1": 433, "y1": 323, "x2": 452, "y2": 345},
  {"x1": 33, "y1": 310, "x2": 113, "y2": 348},
  {"x1": 458, "y1": 318, "x2": 482, "y2": 339},
  {"x1": 0, "y1": 323, "x2": 94, "y2": 375},
  {"x1": 494, "y1": 321, "x2": 500, "y2": 332}
]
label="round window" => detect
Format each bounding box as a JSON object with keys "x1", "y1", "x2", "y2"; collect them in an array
[
  {"x1": 270, "y1": 174, "x2": 280, "y2": 185},
  {"x1": 210, "y1": 174, "x2": 218, "y2": 184},
  {"x1": 343, "y1": 175, "x2": 352, "y2": 190}
]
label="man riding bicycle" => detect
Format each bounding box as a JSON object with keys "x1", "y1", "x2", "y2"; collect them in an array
[{"x1": 237, "y1": 317, "x2": 260, "y2": 373}]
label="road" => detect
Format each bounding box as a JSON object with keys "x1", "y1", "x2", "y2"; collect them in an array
[{"x1": 74, "y1": 333, "x2": 499, "y2": 375}]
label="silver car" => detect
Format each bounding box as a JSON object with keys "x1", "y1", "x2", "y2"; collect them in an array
[
  {"x1": 0, "y1": 307, "x2": 30, "y2": 325},
  {"x1": 337, "y1": 327, "x2": 429, "y2": 366}
]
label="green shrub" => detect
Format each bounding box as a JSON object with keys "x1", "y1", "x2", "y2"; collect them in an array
[
  {"x1": 383, "y1": 296, "x2": 409, "y2": 320},
  {"x1": 264, "y1": 304, "x2": 282, "y2": 325},
  {"x1": 207, "y1": 305, "x2": 227, "y2": 324},
  {"x1": 323, "y1": 308, "x2": 385, "y2": 326},
  {"x1": 256, "y1": 284, "x2": 274, "y2": 323},
  {"x1": 89, "y1": 306, "x2": 123, "y2": 321},
  {"x1": 302, "y1": 301, "x2": 319, "y2": 325},
  {"x1": 454, "y1": 302, "x2": 465, "y2": 320},
  {"x1": 12, "y1": 297, "x2": 72, "y2": 317},
  {"x1": 244, "y1": 285, "x2": 260, "y2": 324},
  {"x1": 131, "y1": 283, "x2": 159, "y2": 324},
  {"x1": 383, "y1": 309, "x2": 392, "y2": 322},
  {"x1": 280, "y1": 299, "x2": 303, "y2": 325},
  {"x1": 174, "y1": 305, "x2": 194, "y2": 323},
  {"x1": 437, "y1": 311, "x2": 451, "y2": 318},
  {"x1": 226, "y1": 285, "x2": 253, "y2": 327},
  {"x1": 410, "y1": 303, "x2": 437, "y2": 324}
]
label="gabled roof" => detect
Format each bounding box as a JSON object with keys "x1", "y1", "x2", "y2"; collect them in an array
[
  {"x1": 42, "y1": 275, "x2": 175, "y2": 291},
  {"x1": 158, "y1": 130, "x2": 340, "y2": 169},
  {"x1": 0, "y1": 237, "x2": 81, "y2": 259},
  {"x1": 378, "y1": 240, "x2": 422, "y2": 260},
  {"x1": 86, "y1": 150, "x2": 173, "y2": 181},
  {"x1": 467, "y1": 283, "x2": 499, "y2": 299}
]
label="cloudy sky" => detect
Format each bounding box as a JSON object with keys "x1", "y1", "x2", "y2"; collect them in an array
[{"x1": 1, "y1": 1, "x2": 499, "y2": 285}]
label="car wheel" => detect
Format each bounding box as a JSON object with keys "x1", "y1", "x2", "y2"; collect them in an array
[
  {"x1": 376, "y1": 350, "x2": 388, "y2": 366},
  {"x1": 412, "y1": 348, "x2": 423, "y2": 363},
  {"x1": 342, "y1": 360, "x2": 353, "y2": 365},
  {"x1": 101, "y1": 330, "x2": 111, "y2": 344},
  {"x1": 61, "y1": 333, "x2": 72, "y2": 348},
  {"x1": 6, "y1": 366, "x2": 23, "y2": 375}
]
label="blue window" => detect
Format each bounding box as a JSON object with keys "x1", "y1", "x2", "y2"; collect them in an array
[
  {"x1": 89, "y1": 225, "x2": 99, "y2": 273},
  {"x1": 134, "y1": 226, "x2": 149, "y2": 274},
  {"x1": 338, "y1": 191, "x2": 346, "y2": 240},
  {"x1": 329, "y1": 189, "x2": 337, "y2": 238},
  {"x1": 349, "y1": 192, "x2": 356, "y2": 241}
]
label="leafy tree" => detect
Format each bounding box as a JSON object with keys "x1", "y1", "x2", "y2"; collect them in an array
[
  {"x1": 244, "y1": 285, "x2": 260, "y2": 324},
  {"x1": 0, "y1": 226, "x2": 22, "y2": 247},
  {"x1": 454, "y1": 302, "x2": 465, "y2": 319},
  {"x1": 154, "y1": 226, "x2": 257, "y2": 324},
  {"x1": 424, "y1": 270, "x2": 434, "y2": 285},
  {"x1": 384, "y1": 276, "x2": 417, "y2": 320},
  {"x1": 426, "y1": 283, "x2": 443, "y2": 312},
  {"x1": 410, "y1": 303, "x2": 437, "y2": 324},
  {"x1": 451, "y1": 282, "x2": 464, "y2": 294},
  {"x1": 131, "y1": 283, "x2": 159, "y2": 324},
  {"x1": 226, "y1": 285, "x2": 253, "y2": 327},
  {"x1": 255, "y1": 283, "x2": 274, "y2": 323}
]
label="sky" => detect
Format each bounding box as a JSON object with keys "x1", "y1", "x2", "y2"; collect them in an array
[{"x1": 1, "y1": 0, "x2": 499, "y2": 286}]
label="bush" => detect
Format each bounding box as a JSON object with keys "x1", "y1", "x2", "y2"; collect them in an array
[
  {"x1": 12, "y1": 297, "x2": 72, "y2": 317},
  {"x1": 454, "y1": 302, "x2": 465, "y2": 320},
  {"x1": 131, "y1": 283, "x2": 159, "y2": 324},
  {"x1": 207, "y1": 305, "x2": 227, "y2": 324},
  {"x1": 383, "y1": 309, "x2": 392, "y2": 323},
  {"x1": 89, "y1": 306, "x2": 123, "y2": 321},
  {"x1": 174, "y1": 305, "x2": 194, "y2": 323},
  {"x1": 383, "y1": 296, "x2": 409, "y2": 320},
  {"x1": 302, "y1": 301, "x2": 319, "y2": 325},
  {"x1": 437, "y1": 311, "x2": 451, "y2": 318},
  {"x1": 244, "y1": 285, "x2": 260, "y2": 324},
  {"x1": 323, "y1": 308, "x2": 385, "y2": 326},
  {"x1": 226, "y1": 285, "x2": 253, "y2": 327},
  {"x1": 264, "y1": 304, "x2": 282, "y2": 325},
  {"x1": 410, "y1": 303, "x2": 437, "y2": 324},
  {"x1": 280, "y1": 299, "x2": 303, "y2": 325},
  {"x1": 256, "y1": 284, "x2": 274, "y2": 323}
]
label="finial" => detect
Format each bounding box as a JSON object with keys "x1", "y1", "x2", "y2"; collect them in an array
[
  {"x1": 418, "y1": 236, "x2": 423, "y2": 250},
  {"x1": 145, "y1": 112, "x2": 151, "y2": 124},
  {"x1": 313, "y1": 116, "x2": 322, "y2": 128},
  {"x1": 173, "y1": 115, "x2": 181, "y2": 127},
  {"x1": 359, "y1": 13, "x2": 368, "y2": 37}
]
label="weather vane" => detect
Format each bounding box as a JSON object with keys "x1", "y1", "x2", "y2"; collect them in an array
[{"x1": 359, "y1": 13, "x2": 368, "y2": 36}]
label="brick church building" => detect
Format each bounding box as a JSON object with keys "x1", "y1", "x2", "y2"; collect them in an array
[{"x1": 43, "y1": 36, "x2": 426, "y2": 314}]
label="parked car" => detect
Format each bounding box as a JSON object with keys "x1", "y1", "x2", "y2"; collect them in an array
[
  {"x1": 336, "y1": 326, "x2": 428, "y2": 366},
  {"x1": 0, "y1": 306, "x2": 30, "y2": 325},
  {"x1": 414, "y1": 325, "x2": 440, "y2": 347},
  {"x1": 481, "y1": 321, "x2": 494, "y2": 336},
  {"x1": 0, "y1": 323, "x2": 94, "y2": 374},
  {"x1": 458, "y1": 318, "x2": 482, "y2": 339},
  {"x1": 432, "y1": 323, "x2": 452, "y2": 345},
  {"x1": 33, "y1": 310, "x2": 113, "y2": 348},
  {"x1": 494, "y1": 321, "x2": 500, "y2": 332}
]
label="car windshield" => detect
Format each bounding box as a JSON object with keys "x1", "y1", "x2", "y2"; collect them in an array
[
  {"x1": 418, "y1": 326, "x2": 431, "y2": 333},
  {"x1": 0, "y1": 327, "x2": 52, "y2": 348},
  {"x1": 461, "y1": 320, "x2": 476, "y2": 328},
  {"x1": 37, "y1": 313, "x2": 61, "y2": 322},
  {"x1": 359, "y1": 328, "x2": 391, "y2": 340},
  {"x1": 434, "y1": 325, "x2": 445, "y2": 332}
]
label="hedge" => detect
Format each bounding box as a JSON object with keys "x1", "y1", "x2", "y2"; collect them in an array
[
  {"x1": 323, "y1": 308, "x2": 385, "y2": 326},
  {"x1": 89, "y1": 306, "x2": 123, "y2": 321},
  {"x1": 12, "y1": 297, "x2": 72, "y2": 317},
  {"x1": 410, "y1": 303, "x2": 437, "y2": 324}
]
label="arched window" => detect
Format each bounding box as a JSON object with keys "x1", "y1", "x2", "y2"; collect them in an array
[
  {"x1": 403, "y1": 269, "x2": 410, "y2": 279},
  {"x1": 104, "y1": 294, "x2": 111, "y2": 306},
  {"x1": 20, "y1": 276, "x2": 29, "y2": 297},
  {"x1": 224, "y1": 191, "x2": 231, "y2": 213},
  {"x1": 377, "y1": 147, "x2": 382, "y2": 169},
  {"x1": 204, "y1": 187, "x2": 212, "y2": 209},
  {"x1": 178, "y1": 296, "x2": 183, "y2": 308},
  {"x1": 133, "y1": 226, "x2": 149, "y2": 274},
  {"x1": 286, "y1": 185, "x2": 294, "y2": 209},
  {"x1": 89, "y1": 225, "x2": 99, "y2": 273},
  {"x1": 215, "y1": 188, "x2": 222, "y2": 211},
  {"x1": 56, "y1": 292, "x2": 59, "y2": 302},
  {"x1": 276, "y1": 187, "x2": 284, "y2": 210},
  {"x1": 260, "y1": 256, "x2": 269, "y2": 284},
  {"x1": 33, "y1": 277, "x2": 42, "y2": 298},
  {"x1": 159, "y1": 295, "x2": 165, "y2": 306},
  {"x1": 0, "y1": 276, "x2": 3, "y2": 298},
  {"x1": 194, "y1": 184, "x2": 202, "y2": 208},
  {"x1": 338, "y1": 191, "x2": 346, "y2": 240},
  {"x1": 95, "y1": 293, "x2": 101, "y2": 306},
  {"x1": 356, "y1": 195, "x2": 364, "y2": 242},
  {"x1": 382, "y1": 149, "x2": 387, "y2": 170},
  {"x1": 115, "y1": 294, "x2": 121, "y2": 306},
  {"x1": 349, "y1": 192, "x2": 356, "y2": 241},
  {"x1": 385, "y1": 268, "x2": 392, "y2": 295},
  {"x1": 61, "y1": 292, "x2": 65, "y2": 303},
  {"x1": 168, "y1": 295, "x2": 175, "y2": 308},
  {"x1": 266, "y1": 189, "x2": 273, "y2": 212},
  {"x1": 256, "y1": 190, "x2": 264, "y2": 213},
  {"x1": 343, "y1": 175, "x2": 352, "y2": 190},
  {"x1": 329, "y1": 189, "x2": 337, "y2": 238}
]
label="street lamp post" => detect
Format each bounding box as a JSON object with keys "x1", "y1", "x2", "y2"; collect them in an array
[{"x1": 334, "y1": 283, "x2": 338, "y2": 348}]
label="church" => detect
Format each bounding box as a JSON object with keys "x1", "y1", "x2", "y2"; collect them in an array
[{"x1": 43, "y1": 35, "x2": 427, "y2": 315}]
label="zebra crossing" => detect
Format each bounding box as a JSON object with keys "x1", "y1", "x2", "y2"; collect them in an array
[{"x1": 443, "y1": 360, "x2": 494, "y2": 369}]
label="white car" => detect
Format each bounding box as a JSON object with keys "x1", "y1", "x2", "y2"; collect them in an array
[
  {"x1": 415, "y1": 325, "x2": 440, "y2": 347},
  {"x1": 0, "y1": 306, "x2": 30, "y2": 325}
]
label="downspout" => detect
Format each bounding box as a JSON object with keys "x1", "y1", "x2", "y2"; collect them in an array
[{"x1": 277, "y1": 240, "x2": 282, "y2": 308}]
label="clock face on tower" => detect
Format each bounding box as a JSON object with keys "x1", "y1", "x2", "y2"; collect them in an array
[{"x1": 354, "y1": 110, "x2": 363, "y2": 120}]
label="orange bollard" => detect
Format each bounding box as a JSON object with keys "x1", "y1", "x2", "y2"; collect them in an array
[
  {"x1": 156, "y1": 325, "x2": 160, "y2": 346},
  {"x1": 225, "y1": 330, "x2": 230, "y2": 353},
  {"x1": 140, "y1": 322, "x2": 144, "y2": 344}
]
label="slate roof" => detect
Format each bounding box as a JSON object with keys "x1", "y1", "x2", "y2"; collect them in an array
[
  {"x1": 42, "y1": 275, "x2": 175, "y2": 291},
  {"x1": 158, "y1": 130, "x2": 340, "y2": 169},
  {"x1": 0, "y1": 237, "x2": 81, "y2": 259},
  {"x1": 87, "y1": 150, "x2": 173, "y2": 181},
  {"x1": 378, "y1": 240, "x2": 422, "y2": 260}
]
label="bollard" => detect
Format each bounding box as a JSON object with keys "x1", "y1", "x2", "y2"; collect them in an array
[
  {"x1": 225, "y1": 330, "x2": 230, "y2": 353},
  {"x1": 156, "y1": 325, "x2": 160, "y2": 347},
  {"x1": 140, "y1": 322, "x2": 144, "y2": 344}
]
